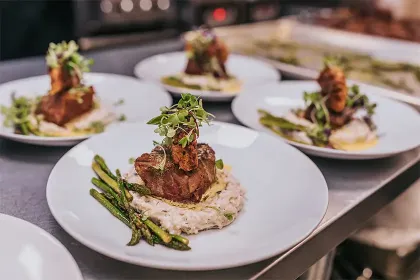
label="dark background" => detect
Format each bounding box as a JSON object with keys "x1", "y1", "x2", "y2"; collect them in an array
[{"x1": 0, "y1": 0, "x2": 344, "y2": 61}]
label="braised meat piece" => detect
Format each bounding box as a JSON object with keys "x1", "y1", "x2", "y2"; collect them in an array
[
  {"x1": 171, "y1": 127, "x2": 198, "y2": 172},
  {"x1": 184, "y1": 31, "x2": 229, "y2": 78},
  {"x1": 317, "y1": 64, "x2": 348, "y2": 113},
  {"x1": 48, "y1": 65, "x2": 80, "y2": 95},
  {"x1": 135, "y1": 144, "x2": 216, "y2": 203},
  {"x1": 37, "y1": 86, "x2": 95, "y2": 126}
]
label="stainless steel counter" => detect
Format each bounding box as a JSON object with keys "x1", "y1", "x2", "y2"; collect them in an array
[{"x1": 0, "y1": 39, "x2": 419, "y2": 280}]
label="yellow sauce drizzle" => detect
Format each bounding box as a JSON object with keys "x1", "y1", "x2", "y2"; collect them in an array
[
  {"x1": 331, "y1": 136, "x2": 378, "y2": 151},
  {"x1": 150, "y1": 167, "x2": 231, "y2": 210}
]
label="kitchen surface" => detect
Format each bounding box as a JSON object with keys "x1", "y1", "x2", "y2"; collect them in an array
[{"x1": 0, "y1": 1, "x2": 419, "y2": 280}]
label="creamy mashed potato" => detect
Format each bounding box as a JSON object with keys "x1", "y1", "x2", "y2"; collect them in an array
[
  {"x1": 162, "y1": 73, "x2": 242, "y2": 93},
  {"x1": 126, "y1": 168, "x2": 246, "y2": 235},
  {"x1": 28, "y1": 102, "x2": 116, "y2": 137},
  {"x1": 284, "y1": 111, "x2": 378, "y2": 151}
]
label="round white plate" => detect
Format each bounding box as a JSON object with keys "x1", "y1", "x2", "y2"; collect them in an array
[
  {"x1": 232, "y1": 81, "x2": 420, "y2": 159},
  {"x1": 0, "y1": 73, "x2": 172, "y2": 146},
  {"x1": 47, "y1": 122, "x2": 328, "y2": 270},
  {"x1": 134, "y1": 51, "x2": 280, "y2": 101},
  {"x1": 0, "y1": 214, "x2": 83, "y2": 280}
]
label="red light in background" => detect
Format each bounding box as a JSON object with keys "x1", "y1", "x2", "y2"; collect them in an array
[{"x1": 213, "y1": 8, "x2": 227, "y2": 22}]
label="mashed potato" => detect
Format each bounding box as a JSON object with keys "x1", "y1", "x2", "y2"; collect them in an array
[{"x1": 126, "y1": 168, "x2": 246, "y2": 235}]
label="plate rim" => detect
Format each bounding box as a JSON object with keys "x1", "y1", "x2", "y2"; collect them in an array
[
  {"x1": 0, "y1": 214, "x2": 84, "y2": 280},
  {"x1": 232, "y1": 80, "x2": 420, "y2": 160},
  {"x1": 46, "y1": 121, "x2": 328, "y2": 271},
  {"x1": 0, "y1": 72, "x2": 173, "y2": 143}
]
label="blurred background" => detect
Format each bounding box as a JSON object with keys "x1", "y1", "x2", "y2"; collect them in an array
[{"x1": 0, "y1": 0, "x2": 359, "y2": 60}]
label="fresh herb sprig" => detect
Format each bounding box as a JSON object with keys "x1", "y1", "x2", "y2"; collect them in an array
[
  {"x1": 303, "y1": 91, "x2": 330, "y2": 127},
  {"x1": 346, "y1": 85, "x2": 376, "y2": 116},
  {"x1": 1, "y1": 93, "x2": 39, "y2": 135},
  {"x1": 46, "y1": 41, "x2": 93, "y2": 79},
  {"x1": 147, "y1": 93, "x2": 214, "y2": 147}
]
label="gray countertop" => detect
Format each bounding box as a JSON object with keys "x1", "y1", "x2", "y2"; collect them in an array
[{"x1": 0, "y1": 39, "x2": 419, "y2": 280}]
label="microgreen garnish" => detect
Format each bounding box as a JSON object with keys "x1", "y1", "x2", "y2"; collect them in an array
[
  {"x1": 147, "y1": 93, "x2": 214, "y2": 147},
  {"x1": 128, "y1": 157, "x2": 135, "y2": 164},
  {"x1": 303, "y1": 91, "x2": 330, "y2": 127},
  {"x1": 90, "y1": 121, "x2": 105, "y2": 133},
  {"x1": 46, "y1": 41, "x2": 93, "y2": 79},
  {"x1": 114, "y1": 99, "x2": 125, "y2": 106},
  {"x1": 224, "y1": 213, "x2": 234, "y2": 221},
  {"x1": 346, "y1": 85, "x2": 376, "y2": 116},
  {"x1": 215, "y1": 159, "x2": 224, "y2": 170},
  {"x1": 118, "y1": 114, "x2": 127, "y2": 122}
]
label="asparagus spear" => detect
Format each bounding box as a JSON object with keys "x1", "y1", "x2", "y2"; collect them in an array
[
  {"x1": 258, "y1": 109, "x2": 306, "y2": 131},
  {"x1": 171, "y1": 234, "x2": 189, "y2": 245},
  {"x1": 91, "y1": 178, "x2": 120, "y2": 201},
  {"x1": 94, "y1": 155, "x2": 117, "y2": 180},
  {"x1": 92, "y1": 161, "x2": 132, "y2": 201},
  {"x1": 116, "y1": 170, "x2": 131, "y2": 208},
  {"x1": 144, "y1": 219, "x2": 172, "y2": 244},
  {"x1": 127, "y1": 225, "x2": 142, "y2": 246},
  {"x1": 152, "y1": 235, "x2": 191, "y2": 251},
  {"x1": 125, "y1": 182, "x2": 152, "y2": 196},
  {"x1": 90, "y1": 189, "x2": 130, "y2": 227},
  {"x1": 116, "y1": 169, "x2": 141, "y2": 245}
]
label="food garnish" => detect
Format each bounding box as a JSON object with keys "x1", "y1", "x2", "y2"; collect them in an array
[
  {"x1": 148, "y1": 93, "x2": 214, "y2": 147},
  {"x1": 46, "y1": 40, "x2": 93, "y2": 81},
  {"x1": 1, "y1": 41, "x2": 117, "y2": 137},
  {"x1": 1, "y1": 93, "x2": 40, "y2": 135},
  {"x1": 161, "y1": 27, "x2": 241, "y2": 93},
  {"x1": 89, "y1": 94, "x2": 244, "y2": 249},
  {"x1": 259, "y1": 59, "x2": 378, "y2": 151},
  {"x1": 89, "y1": 154, "x2": 190, "y2": 250}
]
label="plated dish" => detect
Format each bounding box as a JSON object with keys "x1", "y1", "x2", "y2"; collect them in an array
[
  {"x1": 89, "y1": 94, "x2": 244, "y2": 250},
  {"x1": 1, "y1": 41, "x2": 114, "y2": 137},
  {"x1": 0, "y1": 214, "x2": 83, "y2": 280},
  {"x1": 134, "y1": 30, "x2": 279, "y2": 101},
  {"x1": 47, "y1": 94, "x2": 328, "y2": 270},
  {"x1": 0, "y1": 42, "x2": 172, "y2": 146},
  {"x1": 232, "y1": 77, "x2": 420, "y2": 160},
  {"x1": 162, "y1": 27, "x2": 242, "y2": 93},
  {"x1": 259, "y1": 60, "x2": 378, "y2": 152}
]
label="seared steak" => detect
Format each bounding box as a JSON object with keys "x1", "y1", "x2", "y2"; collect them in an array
[
  {"x1": 37, "y1": 86, "x2": 95, "y2": 126},
  {"x1": 135, "y1": 144, "x2": 216, "y2": 203}
]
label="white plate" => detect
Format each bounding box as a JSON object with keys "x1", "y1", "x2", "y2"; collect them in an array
[
  {"x1": 46, "y1": 122, "x2": 328, "y2": 270},
  {"x1": 0, "y1": 214, "x2": 83, "y2": 280},
  {"x1": 232, "y1": 81, "x2": 420, "y2": 159},
  {"x1": 0, "y1": 73, "x2": 172, "y2": 146},
  {"x1": 134, "y1": 52, "x2": 280, "y2": 101}
]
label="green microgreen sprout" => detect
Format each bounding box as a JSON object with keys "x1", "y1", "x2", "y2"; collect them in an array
[
  {"x1": 46, "y1": 40, "x2": 94, "y2": 79},
  {"x1": 147, "y1": 93, "x2": 214, "y2": 148},
  {"x1": 215, "y1": 159, "x2": 224, "y2": 170}
]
